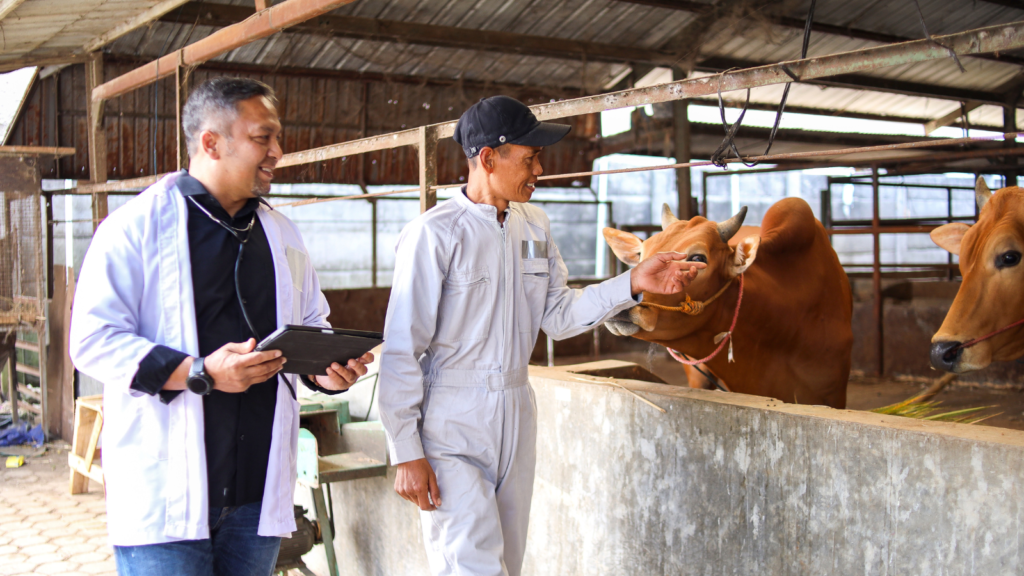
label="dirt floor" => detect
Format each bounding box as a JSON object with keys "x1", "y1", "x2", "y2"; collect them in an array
[{"x1": 552, "y1": 349, "x2": 1024, "y2": 432}]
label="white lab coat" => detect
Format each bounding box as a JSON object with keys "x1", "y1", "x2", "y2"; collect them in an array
[
  {"x1": 70, "y1": 171, "x2": 331, "y2": 546},
  {"x1": 379, "y1": 189, "x2": 637, "y2": 576}
]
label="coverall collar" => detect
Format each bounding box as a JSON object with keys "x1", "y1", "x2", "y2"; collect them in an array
[{"x1": 457, "y1": 185, "x2": 510, "y2": 224}]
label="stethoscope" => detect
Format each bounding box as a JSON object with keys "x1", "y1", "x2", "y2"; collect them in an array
[
  {"x1": 188, "y1": 196, "x2": 262, "y2": 341},
  {"x1": 188, "y1": 195, "x2": 300, "y2": 398}
]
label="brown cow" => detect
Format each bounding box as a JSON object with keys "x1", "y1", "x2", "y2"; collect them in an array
[
  {"x1": 602, "y1": 197, "x2": 852, "y2": 408},
  {"x1": 930, "y1": 178, "x2": 1024, "y2": 372}
]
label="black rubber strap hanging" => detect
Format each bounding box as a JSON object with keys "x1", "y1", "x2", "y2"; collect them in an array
[
  {"x1": 709, "y1": 0, "x2": 817, "y2": 168},
  {"x1": 679, "y1": 352, "x2": 728, "y2": 392}
]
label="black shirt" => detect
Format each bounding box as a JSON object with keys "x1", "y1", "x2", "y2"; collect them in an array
[{"x1": 130, "y1": 172, "x2": 278, "y2": 508}]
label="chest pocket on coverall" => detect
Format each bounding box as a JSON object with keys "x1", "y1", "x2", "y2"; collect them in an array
[
  {"x1": 436, "y1": 268, "x2": 492, "y2": 342},
  {"x1": 520, "y1": 258, "x2": 548, "y2": 334}
]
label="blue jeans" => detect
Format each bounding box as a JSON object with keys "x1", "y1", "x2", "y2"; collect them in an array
[{"x1": 113, "y1": 501, "x2": 281, "y2": 576}]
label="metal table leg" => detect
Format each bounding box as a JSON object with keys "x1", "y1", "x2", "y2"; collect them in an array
[{"x1": 311, "y1": 486, "x2": 339, "y2": 576}]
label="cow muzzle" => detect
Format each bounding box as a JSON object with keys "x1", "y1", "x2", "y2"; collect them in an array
[
  {"x1": 629, "y1": 305, "x2": 659, "y2": 331},
  {"x1": 604, "y1": 308, "x2": 638, "y2": 336},
  {"x1": 929, "y1": 340, "x2": 963, "y2": 373}
]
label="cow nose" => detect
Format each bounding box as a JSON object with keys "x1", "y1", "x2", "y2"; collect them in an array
[{"x1": 930, "y1": 340, "x2": 963, "y2": 372}]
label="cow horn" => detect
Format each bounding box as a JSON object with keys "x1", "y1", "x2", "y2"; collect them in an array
[
  {"x1": 717, "y1": 206, "x2": 748, "y2": 243},
  {"x1": 661, "y1": 203, "x2": 678, "y2": 230},
  {"x1": 976, "y1": 176, "x2": 992, "y2": 210}
]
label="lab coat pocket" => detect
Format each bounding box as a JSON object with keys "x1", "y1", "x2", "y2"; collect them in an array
[
  {"x1": 520, "y1": 258, "x2": 549, "y2": 334},
  {"x1": 285, "y1": 246, "x2": 307, "y2": 292},
  {"x1": 435, "y1": 268, "x2": 492, "y2": 343}
]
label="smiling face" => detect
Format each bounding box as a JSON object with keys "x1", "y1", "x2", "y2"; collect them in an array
[
  {"x1": 930, "y1": 181, "x2": 1024, "y2": 372},
  {"x1": 483, "y1": 143, "x2": 543, "y2": 204},
  {"x1": 220, "y1": 95, "x2": 282, "y2": 197}
]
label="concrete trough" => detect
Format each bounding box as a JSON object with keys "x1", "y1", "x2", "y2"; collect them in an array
[{"x1": 318, "y1": 360, "x2": 1024, "y2": 575}]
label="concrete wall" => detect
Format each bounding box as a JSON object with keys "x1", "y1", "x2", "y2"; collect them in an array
[{"x1": 317, "y1": 361, "x2": 1024, "y2": 575}]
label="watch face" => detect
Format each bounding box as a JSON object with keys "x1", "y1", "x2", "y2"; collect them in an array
[{"x1": 187, "y1": 374, "x2": 213, "y2": 395}]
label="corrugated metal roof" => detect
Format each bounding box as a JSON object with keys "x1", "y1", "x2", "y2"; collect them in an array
[
  {"x1": 0, "y1": 0, "x2": 188, "y2": 67},
  {"x1": 4, "y1": 0, "x2": 1024, "y2": 135}
]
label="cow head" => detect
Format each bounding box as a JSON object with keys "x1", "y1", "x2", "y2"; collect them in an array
[
  {"x1": 930, "y1": 178, "x2": 1024, "y2": 372},
  {"x1": 602, "y1": 204, "x2": 759, "y2": 340}
]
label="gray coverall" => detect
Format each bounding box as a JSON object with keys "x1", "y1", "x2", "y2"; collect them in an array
[{"x1": 379, "y1": 188, "x2": 638, "y2": 576}]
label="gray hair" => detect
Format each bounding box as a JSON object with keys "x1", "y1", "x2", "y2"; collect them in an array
[{"x1": 182, "y1": 77, "x2": 278, "y2": 157}]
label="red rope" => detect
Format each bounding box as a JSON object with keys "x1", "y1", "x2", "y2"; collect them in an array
[
  {"x1": 957, "y1": 316, "x2": 1024, "y2": 350},
  {"x1": 667, "y1": 274, "x2": 745, "y2": 366}
]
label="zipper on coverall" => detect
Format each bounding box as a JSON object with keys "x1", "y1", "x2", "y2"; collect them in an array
[{"x1": 499, "y1": 222, "x2": 508, "y2": 373}]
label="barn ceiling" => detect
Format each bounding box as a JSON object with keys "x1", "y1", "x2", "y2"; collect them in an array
[{"x1": 2, "y1": 0, "x2": 1024, "y2": 179}]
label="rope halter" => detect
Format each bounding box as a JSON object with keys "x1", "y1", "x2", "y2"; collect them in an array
[
  {"x1": 658, "y1": 274, "x2": 746, "y2": 367},
  {"x1": 636, "y1": 276, "x2": 736, "y2": 316}
]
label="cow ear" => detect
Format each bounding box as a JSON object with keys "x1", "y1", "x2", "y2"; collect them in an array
[
  {"x1": 730, "y1": 235, "x2": 760, "y2": 277},
  {"x1": 931, "y1": 222, "x2": 970, "y2": 255},
  {"x1": 603, "y1": 228, "x2": 643, "y2": 267}
]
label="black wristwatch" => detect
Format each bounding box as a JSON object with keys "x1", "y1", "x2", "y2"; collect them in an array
[{"x1": 186, "y1": 356, "x2": 215, "y2": 396}]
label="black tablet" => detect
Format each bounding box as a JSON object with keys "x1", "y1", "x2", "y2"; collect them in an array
[{"x1": 255, "y1": 325, "x2": 383, "y2": 376}]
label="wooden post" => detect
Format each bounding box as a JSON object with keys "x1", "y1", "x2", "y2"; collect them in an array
[
  {"x1": 871, "y1": 166, "x2": 883, "y2": 377},
  {"x1": 86, "y1": 52, "x2": 108, "y2": 232},
  {"x1": 1004, "y1": 105, "x2": 1017, "y2": 187},
  {"x1": 418, "y1": 125, "x2": 437, "y2": 213},
  {"x1": 672, "y1": 68, "x2": 692, "y2": 220},
  {"x1": 46, "y1": 266, "x2": 75, "y2": 441},
  {"x1": 175, "y1": 61, "x2": 191, "y2": 171},
  {"x1": 4, "y1": 348, "x2": 17, "y2": 427}
]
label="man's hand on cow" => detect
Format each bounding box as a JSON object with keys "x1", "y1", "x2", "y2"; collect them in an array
[
  {"x1": 312, "y1": 351, "x2": 375, "y2": 391},
  {"x1": 395, "y1": 458, "x2": 442, "y2": 511},
  {"x1": 205, "y1": 338, "x2": 287, "y2": 393},
  {"x1": 630, "y1": 252, "x2": 706, "y2": 296}
]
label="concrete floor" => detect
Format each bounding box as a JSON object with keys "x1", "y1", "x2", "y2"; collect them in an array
[{"x1": 0, "y1": 441, "x2": 116, "y2": 576}]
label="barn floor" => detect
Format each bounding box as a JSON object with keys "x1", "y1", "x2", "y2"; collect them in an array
[{"x1": 551, "y1": 350, "x2": 1024, "y2": 432}]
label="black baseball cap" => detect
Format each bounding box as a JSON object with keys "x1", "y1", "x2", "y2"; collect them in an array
[{"x1": 453, "y1": 96, "x2": 571, "y2": 158}]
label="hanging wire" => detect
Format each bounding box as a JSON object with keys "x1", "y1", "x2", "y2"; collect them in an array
[
  {"x1": 708, "y1": 0, "x2": 817, "y2": 168},
  {"x1": 911, "y1": 0, "x2": 966, "y2": 73}
]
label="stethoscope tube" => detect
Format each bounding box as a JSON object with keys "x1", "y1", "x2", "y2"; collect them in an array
[{"x1": 188, "y1": 196, "x2": 299, "y2": 399}]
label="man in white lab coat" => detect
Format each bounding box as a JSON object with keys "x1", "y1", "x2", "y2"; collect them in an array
[
  {"x1": 378, "y1": 96, "x2": 705, "y2": 576},
  {"x1": 70, "y1": 78, "x2": 372, "y2": 576}
]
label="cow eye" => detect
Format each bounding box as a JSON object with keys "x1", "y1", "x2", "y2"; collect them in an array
[
  {"x1": 997, "y1": 250, "x2": 1021, "y2": 269},
  {"x1": 688, "y1": 254, "x2": 707, "y2": 264}
]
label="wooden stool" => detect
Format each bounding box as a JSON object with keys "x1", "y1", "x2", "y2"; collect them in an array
[{"x1": 69, "y1": 394, "x2": 104, "y2": 495}]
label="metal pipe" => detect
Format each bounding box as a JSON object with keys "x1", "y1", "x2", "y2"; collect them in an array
[
  {"x1": 827, "y1": 225, "x2": 942, "y2": 235},
  {"x1": 370, "y1": 199, "x2": 377, "y2": 289},
  {"x1": 92, "y1": 0, "x2": 360, "y2": 102},
  {"x1": 947, "y1": 187, "x2": 955, "y2": 281},
  {"x1": 871, "y1": 166, "x2": 882, "y2": 377},
  {"x1": 190, "y1": 21, "x2": 1024, "y2": 171}
]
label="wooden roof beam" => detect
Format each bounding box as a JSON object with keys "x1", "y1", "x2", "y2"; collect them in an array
[
  {"x1": 82, "y1": 0, "x2": 193, "y2": 53},
  {"x1": 924, "y1": 102, "x2": 983, "y2": 135},
  {"x1": 93, "y1": 0, "x2": 360, "y2": 103},
  {"x1": 0, "y1": 53, "x2": 88, "y2": 74},
  {"x1": 0, "y1": 0, "x2": 28, "y2": 21}
]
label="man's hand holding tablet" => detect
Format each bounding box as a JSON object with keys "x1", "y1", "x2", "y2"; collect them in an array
[
  {"x1": 255, "y1": 325, "x2": 383, "y2": 392},
  {"x1": 311, "y1": 352, "x2": 375, "y2": 391}
]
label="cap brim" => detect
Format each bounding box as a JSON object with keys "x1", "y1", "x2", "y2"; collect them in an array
[{"x1": 510, "y1": 122, "x2": 571, "y2": 147}]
